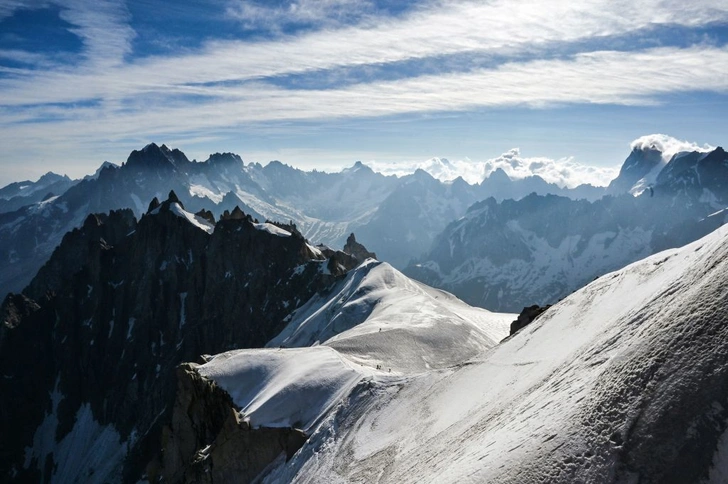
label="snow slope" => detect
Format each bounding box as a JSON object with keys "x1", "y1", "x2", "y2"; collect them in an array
[
  {"x1": 196, "y1": 347, "x2": 365, "y2": 432},
  {"x1": 262, "y1": 224, "x2": 728, "y2": 483},
  {"x1": 165, "y1": 202, "x2": 215, "y2": 234},
  {"x1": 187, "y1": 260, "x2": 514, "y2": 480},
  {"x1": 268, "y1": 260, "x2": 512, "y2": 372}
]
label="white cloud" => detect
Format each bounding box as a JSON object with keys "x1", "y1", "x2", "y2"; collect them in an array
[
  {"x1": 1, "y1": 45, "x2": 726, "y2": 164},
  {"x1": 0, "y1": 0, "x2": 46, "y2": 20},
  {"x1": 0, "y1": 0, "x2": 133, "y2": 68},
  {"x1": 366, "y1": 149, "x2": 620, "y2": 188},
  {"x1": 226, "y1": 0, "x2": 376, "y2": 31},
  {"x1": 630, "y1": 133, "x2": 715, "y2": 162},
  {"x1": 2, "y1": 0, "x2": 727, "y2": 106},
  {"x1": 55, "y1": 0, "x2": 135, "y2": 67}
]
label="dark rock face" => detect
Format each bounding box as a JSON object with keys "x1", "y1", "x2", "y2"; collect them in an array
[
  {"x1": 509, "y1": 305, "x2": 552, "y2": 336},
  {"x1": 161, "y1": 364, "x2": 307, "y2": 483},
  {"x1": 0, "y1": 195, "x2": 339, "y2": 483},
  {"x1": 0, "y1": 144, "x2": 267, "y2": 299},
  {"x1": 343, "y1": 233, "x2": 377, "y2": 262},
  {"x1": 606, "y1": 146, "x2": 663, "y2": 195}
]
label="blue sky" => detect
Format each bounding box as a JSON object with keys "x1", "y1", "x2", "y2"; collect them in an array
[{"x1": 0, "y1": 0, "x2": 727, "y2": 187}]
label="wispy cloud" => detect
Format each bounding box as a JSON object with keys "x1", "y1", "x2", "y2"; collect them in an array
[
  {"x1": 0, "y1": 0, "x2": 40, "y2": 20},
  {"x1": 5, "y1": 45, "x2": 726, "y2": 138},
  {"x1": 56, "y1": 0, "x2": 134, "y2": 67},
  {"x1": 2, "y1": 0, "x2": 727, "y2": 106},
  {"x1": 225, "y1": 0, "x2": 379, "y2": 32},
  {"x1": 0, "y1": 0, "x2": 726, "y2": 185}
]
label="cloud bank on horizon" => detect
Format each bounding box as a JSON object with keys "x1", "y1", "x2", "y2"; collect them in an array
[
  {"x1": 366, "y1": 149, "x2": 621, "y2": 188},
  {"x1": 0, "y1": 0, "x2": 726, "y2": 185}
]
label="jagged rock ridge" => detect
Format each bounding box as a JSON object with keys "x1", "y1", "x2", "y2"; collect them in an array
[{"x1": 0, "y1": 193, "x2": 366, "y2": 482}]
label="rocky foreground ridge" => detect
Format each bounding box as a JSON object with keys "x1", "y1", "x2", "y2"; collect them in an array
[{"x1": 0, "y1": 192, "x2": 370, "y2": 483}]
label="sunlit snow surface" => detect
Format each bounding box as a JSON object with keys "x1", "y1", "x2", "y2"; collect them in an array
[
  {"x1": 149, "y1": 201, "x2": 215, "y2": 234},
  {"x1": 254, "y1": 225, "x2": 728, "y2": 483},
  {"x1": 254, "y1": 222, "x2": 291, "y2": 237},
  {"x1": 197, "y1": 347, "x2": 364, "y2": 432},
  {"x1": 196, "y1": 260, "x2": 512, "y2": 435},
  {"x1": 269, "y1": 260, "x2": 512, "y2": 372}
]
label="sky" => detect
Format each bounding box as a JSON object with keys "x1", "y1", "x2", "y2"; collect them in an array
[{"x1": 0, "y1": 0, "x2": 727, "y2": 187}]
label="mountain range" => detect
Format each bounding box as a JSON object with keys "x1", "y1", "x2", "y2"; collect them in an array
[
  {"x1": 407, "y1": 143, "x2": 728, "y2": 311},
  {"x1": 0, "y1": 143, "x2": 601, "y2": 300},
  {"x1": 4, "y1": 190, "x2": 726, "y2": 482}
]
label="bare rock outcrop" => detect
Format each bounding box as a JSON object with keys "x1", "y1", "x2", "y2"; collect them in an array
[{"x1": 162, "y1": 364, "x2": 306, "y2": 483}]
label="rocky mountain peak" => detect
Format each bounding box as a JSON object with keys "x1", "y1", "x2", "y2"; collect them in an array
[
  {"x1": 343, "y1": 233, "x2": 377, "y2": 262},
  {"x1": 147, "y1": 196, "x2": 161, "y2": 213},
  {"x1": 487, "y1": 167, "x2": 511, "y2": 183},
  {"x1": 206, "y1": 152, "x2": 244, "y2": 168},
  {"x1": 125, "y1": 143, "x2": 191, "y2": 172},
  {"x1": 606, "y1": 145, "x2": 663, "y2": 195},
  {"x1": 37, "y1": 172, "x2": 69, "y2": 184},
  {"x1": 166, "y1": 189, "x2": 181, "y2": 206}
]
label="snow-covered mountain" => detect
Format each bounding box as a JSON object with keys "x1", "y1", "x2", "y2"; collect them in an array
[
  {"x1": 407, "y1": 142, "x2": 728, "y2": 312},
  {"x1": 268, "y1": 259, "x2": 511, "y2": 371},
  {"x1": 606, "y1": 133, "x2": 716, "y2": 196},
  {"x1": 0, "y1": 171, "x2": 78, "y2": 213},
  {"x1": 167, "y1": 222, "x2": 728, "y2": 483},
  {"x1": 0, "y1": 193, "x2": 512, "y2": 482},
  {"x1": 0, "y1": 143, "x2": 600, "y2": 299}
]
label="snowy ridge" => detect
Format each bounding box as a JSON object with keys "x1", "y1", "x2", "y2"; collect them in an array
[
  {"x1": 264, "y1": 224, "x2": 728, "y2": 483},
  {"x1": 150, "y1": 202, "x2": 215, "y2": 234},
  {"x1": 254, "y1": 222, "x2": 291, "y2": 237},
  {"x1": 192, "y1": 260, "x2": 514, "y2": 472},
  {"x1": 196, "y1": 347, "x2": 365, "y2": 432},
  {"x1": 269, "y1": 260, "x2": 512, "y2": 372}
]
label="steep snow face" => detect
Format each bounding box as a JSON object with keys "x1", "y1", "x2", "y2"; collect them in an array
[
  {"x1": 254, "y1": 222, "x2": 291, "y2": 237},
  {"x1": 24, "y1": 378, "x2": 127, "y2": 484},
  {"x1": 268, "y1": 260, "x2": 512, "y2": 372},
  {"x1": 264, "y1": 224, "x2": 728, "y2": 484},
  {"x1": 608, "y1": 134, "x2": 716, "y2": 196},
  {"x1": 196, "y1": 347, "x2": 365, "y2": 432},
  {"x1": 165, "y1": 202, "x2": 215, "y2": 234}
]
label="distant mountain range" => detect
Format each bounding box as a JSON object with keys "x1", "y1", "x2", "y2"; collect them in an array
[
  {"x1": 407, "y1": 143, "x2": 728, "y2": 311},
  {"x1": 0, "y1": 143, "x2": 600, "y2": 299},
  {"x1": 0, "y1": 172, "x2": 78, "y2": 214},
  {"x1": 3, "y1": 136, "x2": 725, "y2": 313}
]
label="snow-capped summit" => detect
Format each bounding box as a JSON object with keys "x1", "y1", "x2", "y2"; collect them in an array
[
  {"x1": 630, "y1": 133, "x2": 714, "y2": 162},
  {"x1": 267, "y1": 259, "x2": 511, "y2": 372},
  {"x1": 607, "y1": 134, "x2": 715, "y2": 195}
]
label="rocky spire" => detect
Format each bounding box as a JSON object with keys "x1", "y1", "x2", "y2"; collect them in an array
[{"x1": 343, "y1": 233, "x2": 377, "y2": 262}]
